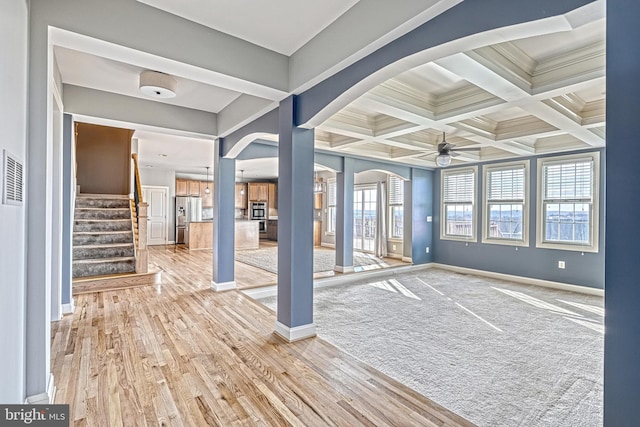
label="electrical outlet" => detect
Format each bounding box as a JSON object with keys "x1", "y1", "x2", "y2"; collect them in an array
[
  {"x1": 392, "y1": 244, "x2": 397, "y2": 251},
  {"x1": 426, "y1": 247, "x2": 430, "y2": 253},
  {"x1": 558, "y1": 261, "x2": 566, "y2": 269}
]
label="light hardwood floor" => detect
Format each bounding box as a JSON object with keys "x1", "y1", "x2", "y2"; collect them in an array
[{"x1": 51, "y1": 245, "x2": 473, "y2": 426}]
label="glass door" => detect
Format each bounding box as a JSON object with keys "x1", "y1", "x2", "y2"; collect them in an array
[{"x1": 353, "y1": 186, "x2": 377, "y2": 252}]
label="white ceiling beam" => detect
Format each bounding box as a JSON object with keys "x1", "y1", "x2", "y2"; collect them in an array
[{"x1": 437, "y1": 51, "x2": 605, "y2": 146}]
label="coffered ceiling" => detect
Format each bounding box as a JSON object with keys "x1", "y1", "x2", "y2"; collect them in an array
[
  {"x1": 315, "y1": 19, "x2": 606, "y2": 168},
  {"x1": 56, "y1": 2, "x2": 605, "y2": 175}
]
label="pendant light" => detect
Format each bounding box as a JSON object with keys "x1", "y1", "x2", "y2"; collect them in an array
[
  {"x1": 240, "y1": 170, "x2": 245, "y2": 195},
  {"x1": 314, "y1": 166, "x2": 324, "y2": 193},
  {"x1": 205, "y1": 166, "x2": 210, "y2": 194}
]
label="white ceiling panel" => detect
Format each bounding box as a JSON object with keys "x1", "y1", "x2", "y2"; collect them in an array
[{"x1": 136, "y1": 0, "x2": 360, "y2": 55}]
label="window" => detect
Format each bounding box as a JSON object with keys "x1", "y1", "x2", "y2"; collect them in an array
[
  {"x1": 441, "y1": 167, "x2": 477, "y2": 240},
  {"x1": 483, "y1": 161, "x2": 528, "y2": 245},
  {"x1": 537, "y1": 152, "x2": 599, "y2": 252},
  {"x1": 326, "y1": 178, "x2": 337, "y2": 234},
  {"x1": 388, "y1": 175, "x2": 404, "y2": 240}
]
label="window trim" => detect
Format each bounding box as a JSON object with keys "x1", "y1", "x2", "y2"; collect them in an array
[
  {"x1": 440, "y1": 166, "x2": 478, "y2": 242},
  {"x1": 482, "y1": 160, "x2": 530, "y2": 247},
  {"x1": 536, "y1": 152, "x2": 600, "y2": 253}
]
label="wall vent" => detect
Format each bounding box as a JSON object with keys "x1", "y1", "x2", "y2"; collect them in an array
[{"x1": 3, "y1": 149, "x2": 24, "y2": 206}]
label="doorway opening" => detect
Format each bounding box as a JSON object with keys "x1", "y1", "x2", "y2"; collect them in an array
[{"x1": 353, "y1": 185, "x2": 377, "y2": 253}]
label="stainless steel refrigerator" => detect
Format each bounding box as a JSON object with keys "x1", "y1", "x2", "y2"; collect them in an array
[{"x1": 175, "y1": 196, "x2": 202, "y2": 244}]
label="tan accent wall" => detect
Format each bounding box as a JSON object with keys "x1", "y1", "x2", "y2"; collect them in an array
[{"x1": 76, "y1": 123, "x2": 133, "y2": 195}]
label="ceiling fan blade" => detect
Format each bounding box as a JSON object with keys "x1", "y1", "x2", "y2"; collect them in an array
[
  {"x1": 438, "y1": 142, "x2": 455, "y2": 152},
  {"x1": 450, "y1": 151, "x2": 460, "y2": 157}
]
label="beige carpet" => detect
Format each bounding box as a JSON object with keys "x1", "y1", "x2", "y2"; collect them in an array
[{"x1": 257, "y1": 268, "x2": 604, "y2": 427}]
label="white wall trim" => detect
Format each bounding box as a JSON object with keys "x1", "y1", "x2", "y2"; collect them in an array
[
  {"x1": 402, "y1": 256, "x2": 413, "y2": 263},
  {"x1": 211, "y1": 280, "x2": 237, "y2": 292},
  {"x1": 432, "y1": 263, "x2": 604, "y2": 296},
  {"x1": 61, "y1": 299, "x2": 75, "y2": 315},
  {"x1": 242, "y1": 285, "x2": 277, "y2": 300},
  {"x1": 334, "y1": 265, "x2": 354, "y2": 273},
  {"x1": 321, "y1": 242, "x2": 335, "y2": 248},
  {"x1": 25, "y1": 374, "x2": 55, "y2": 404},
  {"x1": 275, "y1": 322, "x2": 316, "y2": 342}
]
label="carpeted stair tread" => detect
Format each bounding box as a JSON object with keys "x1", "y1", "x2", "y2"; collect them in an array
[
  {"x1": 74, "y1": 208, "x2": 131, "y2": 219},
  {"x1": 72, "y1": 194, "x2": 137, "y2": 278},
  {"x1": 74, "y1": 219, "x2": 132, "y2": 232},
  {"x1": 74, "y1": 256, "x2": 136, "y2": 264},
  {"x1": 75, "y1": 243, "x2": 133, "y2": 249}
]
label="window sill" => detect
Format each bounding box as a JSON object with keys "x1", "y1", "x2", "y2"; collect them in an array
[
  {"x1": 440, "y1": 235, "x2": 477, "y2": 243},
  {"x1": 536, "y1": 241, "x2": 599, "y2": 253},
  {"x1": 481, "y1": 237, "x2": 529, "y2": 247}
]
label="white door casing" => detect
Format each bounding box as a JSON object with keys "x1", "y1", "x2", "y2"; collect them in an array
[{"x1": 143, "y1": 186, "x2": 168, "y2": 246}]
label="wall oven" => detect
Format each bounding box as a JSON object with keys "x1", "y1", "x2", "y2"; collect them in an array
[{"x1": 250, "y1": 202, "x2": 266, "y2": 220}]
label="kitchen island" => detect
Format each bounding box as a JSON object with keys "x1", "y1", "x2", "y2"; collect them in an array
[
  {"x1": 185, "y1": 221, "x2": 213, "y2": 250},
  {"x1": 185, "y1": 220, "x2": 259, "y2": 250}
]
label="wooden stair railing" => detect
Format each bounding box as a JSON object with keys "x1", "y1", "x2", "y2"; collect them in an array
[{"x1": 131, "y1": 153, "x2": 148, "y2": 273}]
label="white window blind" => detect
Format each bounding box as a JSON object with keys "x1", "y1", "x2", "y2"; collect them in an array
[
  {"x1": 388, "y1": 175, "x2": 404, "y2": 205},
  {"x1": 327, "y1": 179, "x2": 337, "y2": 207},
  {"x1": 543, "y1": 159, "x2": 593, "y2": 201},
  {"x1": 487, "y1": 167, "x2": 525, "y2": 202},
  {"x1": 443, "y1": 170, "x2": 475, "y2": 203}
]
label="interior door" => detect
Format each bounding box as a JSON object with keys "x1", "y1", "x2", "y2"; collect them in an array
[
  {"x1": 353, "y1": 186, "x2": 377, "y2": 253},
  {"x1": 143, "y1": 186, "x2": 168, "y2": 245}
]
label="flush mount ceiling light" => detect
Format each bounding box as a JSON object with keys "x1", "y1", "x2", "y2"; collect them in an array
[{"x1": 139, "y1": 70, "x2": 177, "y2": 98}]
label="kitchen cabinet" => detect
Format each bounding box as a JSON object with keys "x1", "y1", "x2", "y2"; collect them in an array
[
  {"x1": 200, "y1": 181, "x2": 213, "y2": 207},
  {"x1": 266, "y1": 219, "x2": 278, "y2": 241},
  {"x1": 314, "y1": 192, "x2": 322, "y2": 209},
  {"x1": 235, "y1": 183, "x2": 247, "y2": 209},
  {"x1": 188, "y1": 180, "x2": 201, "y2": 196},
  {"x1": 268, "y1": 183, "x2": 277, "y2": 209},
  {"x1": 176, "y1": 179, "x2": 188, "y2": 196},
  {"x1": 248, "y1": 183, "x2": 268, "y2": 201}
]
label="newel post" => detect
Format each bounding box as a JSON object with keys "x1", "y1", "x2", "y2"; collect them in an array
[{"x1": 136, "y1": 202, "x2": 149, "y2": 273}]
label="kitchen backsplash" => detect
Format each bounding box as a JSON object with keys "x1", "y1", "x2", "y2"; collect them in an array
[{"x1": 202, "y1": 208, "x2": 213, "y2": 220}]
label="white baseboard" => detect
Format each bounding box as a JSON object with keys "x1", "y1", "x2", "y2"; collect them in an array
[
  {"x1": 402, "y1": 256, "x2": 413, "y2": 263},
  {"x1": 320, "y1": 242, "x2": 335, "y2": 248},
  {"x1": 211, "y1": 280, "x2": 237, "y2": 292},
  {"x1": 334, "y1": 265, "x2": 354, "y2": 273},
  {"x1": 432, "y1": 263, "x2": 604, "y2": 296},
  {"x1": 26, "y1": 374, "x2": 55, "y2": 404},
  {"x1": 62, "y1": 299, "x2": 75, "y2": 315},
  {"x1": 275, "y1": 322, "x2": 316, "y2": 342}
]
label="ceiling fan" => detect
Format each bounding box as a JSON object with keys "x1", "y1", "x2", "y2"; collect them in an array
[{"x1": 434, "y1": 132, "x2": 481, "y2": 167}]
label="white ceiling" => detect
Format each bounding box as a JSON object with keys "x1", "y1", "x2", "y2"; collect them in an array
[
  {"x1": 136, "y1": 0, "x2": 360, "y2": 55},
  {"x1": 58, "y1": 2, "x2": 606, "y2": 178},
  {"x1": 54, "y1": 46, "x2": 242, "y2": 113}
]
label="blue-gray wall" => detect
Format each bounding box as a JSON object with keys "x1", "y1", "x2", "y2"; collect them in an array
[
  {"x1": 603, "y1": 0, "x2": 640, "y2": 423},
  {"x1": 411, "y1": 168, "x2": 434, "y2": 265},
  {"x1": 433, "y1": 149, "x2": 605, "y2": 289}
]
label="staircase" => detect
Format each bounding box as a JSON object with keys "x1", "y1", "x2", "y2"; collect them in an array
[{"x1": 72, "y1": 194, "x2": 136, "y2": 278}]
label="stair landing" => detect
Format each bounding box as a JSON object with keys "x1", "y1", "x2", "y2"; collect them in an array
[{"x1": 73, "y1": 270, "x2": 162, "y2": 295}]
